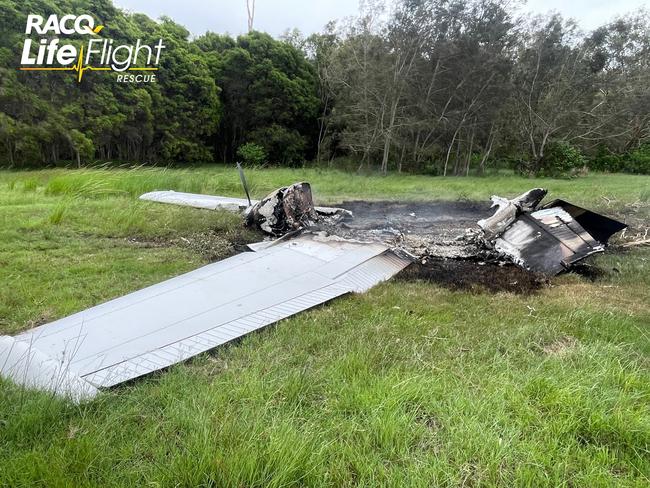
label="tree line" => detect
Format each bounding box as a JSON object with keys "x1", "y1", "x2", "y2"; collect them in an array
[{"x1": 1, "y1": 0, "x2": 649, "y2": 175}]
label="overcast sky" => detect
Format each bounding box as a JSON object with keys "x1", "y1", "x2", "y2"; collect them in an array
[{"x1": 114, "y1": 0, "x2": 650, "y2": 37}]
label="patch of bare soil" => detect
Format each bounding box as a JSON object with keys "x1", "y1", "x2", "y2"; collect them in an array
[
  {"x1": 127, "y1": 227, "x2": 261, "y2": 263},
  {"x1": 542, "y1": 336, "x2": 579, "y2": 357},
  {"x1": 397, "y1": 258, "x2": 548, "y2": 294}
]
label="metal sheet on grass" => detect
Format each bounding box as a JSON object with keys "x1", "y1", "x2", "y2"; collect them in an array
[
  {"x1": 140, "y1": 190, "x2": 252, "y2": 211},
  {"x1": 495, "y1": 207, "x2": 604, "y2": 274},
  {"x1": 0, "y1": 234, "x2": 410, "y2": 399}
]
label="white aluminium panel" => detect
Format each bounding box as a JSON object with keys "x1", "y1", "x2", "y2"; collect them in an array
[
  {"x1": 139, "y1": 190, "x2": 347, "y2": 216},
  {"x1": 2, "y1": 234, "x2": 410, "y2": 399},
  {"x1": 140, "y1": 190, "x2": 253, "y2": 211}
]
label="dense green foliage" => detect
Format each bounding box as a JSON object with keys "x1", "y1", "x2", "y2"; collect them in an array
[
  {"x1": 0, "y1": 0, "x2": 318, "y2": 167},
  {"x1": 0, "y1": 0, "x2": 221, "y2": 165},
  {"x1": 195, "y1": 31, "x2": 320, "y2": 165},
  {"x1": 518, "y1": 141, "x2": 587, "y2": 177},
  {"x1": 590, "y1": 145, "x2": 650, "y2": 174},
  {"x1": 2, "y1": 0, "x2": 650, "y2": 174}
]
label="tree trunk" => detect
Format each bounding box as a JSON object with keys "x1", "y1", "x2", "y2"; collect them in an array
[
  {"x1": 8, "y1": 141, "x2": 14, "y2": 167},
  {"x1": 465, "y1": 127, "x2": 475, "y2": 177},
  {"x1": 380, "y1": 99, "x2": 399, "y2": 176},
  {"x1": 357, "y1": 151, "x2": 368, "y2": 173},
  {"x1": 412, "y1": 131, "x2": 420, "y2": 164},
  {"x1": 443, "y1": 127, "x2": 460, "y2": 177},
  {"x1": 316, "y1": 94, "x2": 330, "y2": 164},
  {"x1": 398, "y1": 141, "x2": 407, "y2": 173},
  {"x1": 453, "y1": 136, "x2": 461, "y2": 176},
  {"x1": 533, "y1": 130, "x2": 551, "y2": 173},
  {"x1": 380, "y1": 135, "x2": 390, "y2": 175},
  {"x1": 479, "y1": 130, "x2": 495, "y2": 175}
]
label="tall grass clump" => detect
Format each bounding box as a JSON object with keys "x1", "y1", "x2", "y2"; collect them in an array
[
  {"x1": 45, "y1": 171, "x2": 124, "y2": 198},
  {"x1": 48, "y1": 204, "x2": 66, "y2": 225},
  {"x1": 21, "y1": 178, "x2": 39, "y2": 192},
  {"x1": 640, "y1": 187, "x2": 650, "y2": 202},
  {"x1": 44, "y1": 168, "x2": 214, "y2": 199}
]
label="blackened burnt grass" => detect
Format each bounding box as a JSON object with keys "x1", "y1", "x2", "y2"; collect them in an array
[{"x1": 0, "y1": 167, "x2": 648, "y2": 487}]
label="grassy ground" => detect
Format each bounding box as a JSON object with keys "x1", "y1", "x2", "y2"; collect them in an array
[{"x1": 0, "y1": 167, "x2": 648, "y2": 487}]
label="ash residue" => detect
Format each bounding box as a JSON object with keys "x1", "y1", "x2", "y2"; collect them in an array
[
  {"x1": 337, "y1": 200, "x2": 488, "y2": 235},
  {"x1": 315, "y1": 200, "x2": 493, "y2": 258},
  {"x1": 398, "y1": 258, "x2": 548, "y2": 294},
  {"x1": 321, "y1": 197, "x2": 551, "y2": 293}
]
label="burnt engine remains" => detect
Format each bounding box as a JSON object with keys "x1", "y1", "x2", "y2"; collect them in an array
[{"x1": 245, "y1": 182, "x2": 319, "y2": 236}]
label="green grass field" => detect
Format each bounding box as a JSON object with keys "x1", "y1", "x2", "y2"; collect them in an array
[{"x1": 0, "y1": 167, "x2": 649, "y2": 487}]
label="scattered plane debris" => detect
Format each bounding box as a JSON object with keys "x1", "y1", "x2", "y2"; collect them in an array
[
  {"x1": 478, "y1": 188, "x2": 547, "y2": 240},
  {"x1": 142, "y1": 185, "x2": 626, "y2": 275},
  {"x1": 1, "y1": 178, "x2": 629, "y2": 400},
  {"x1": 540, "y1": 199, "x2": 627, "y2": 245},
  {"x1": 140, "y1": 187, "x2": 351, "y2": 236},
  {"x1": 479, "y1": 190, "x2": 627, "y2": 275},
  {"x1": 140, "y1": 190, "x2": 251, "y2": 212}
]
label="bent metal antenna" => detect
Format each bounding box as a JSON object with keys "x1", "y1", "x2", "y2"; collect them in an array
[{"x1": 237, "y1": 162, "x2": 252, "y2": 206}]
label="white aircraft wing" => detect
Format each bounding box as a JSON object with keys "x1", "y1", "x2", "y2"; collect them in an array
[
  {"x1": 0, "y1": 234, "x2": 409, "y2": 401},
  {"x1": 139, "y1": 189, "x2": 348, "y2": 215}
]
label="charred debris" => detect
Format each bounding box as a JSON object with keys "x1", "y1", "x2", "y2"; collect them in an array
[
  {"x1": 477, "y1": 189, "x2": 626, "y2": 275},
  {"x1": 242, "y1": 183, "x2": 626, "y2": 278}
]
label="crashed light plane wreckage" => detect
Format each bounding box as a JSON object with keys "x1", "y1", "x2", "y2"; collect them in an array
[
  {"x1": 478, "y1": 188, "x2": 627, "y2": 275},
  {"x1": 0, "y1": 180, "x2": 626, "y2": 401}
]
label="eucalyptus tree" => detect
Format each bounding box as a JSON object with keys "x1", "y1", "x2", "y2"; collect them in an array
[
  {"x1": 324, "y1": 3, "x2": 387, "y2": 170},
  {"x1": 580, "y1": 13, "x2": 650, "y2": 152},
  {"x1": 511, "y1": 15, "x2": 599, "y2": 173}
]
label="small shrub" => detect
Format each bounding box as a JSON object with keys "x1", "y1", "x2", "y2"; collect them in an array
[
  {"x1": 248, "y1": 125, "x2": 307, "y2": 166},
  {"x1": 589, "y1": 147, "x2": 625, "y2": 173},
  {"x1": 48, "y1": 201, "x2": 68, "y2": 224},
  {"x1": 236, "y1": 142, "x2": 267, "y2": 166},
  {"x1": 625, "y1": 144, "x2": 650, "y2": 174},
  {"x1": 588, "y1": 144, "x2": 650, "y2": 174},
  {"x1": 538, "y1": 141, "x2": 586, "y2": 177}
]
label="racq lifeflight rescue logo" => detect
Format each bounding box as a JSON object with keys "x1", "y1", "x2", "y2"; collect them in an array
[{"x1": 19, "y1": 14, "x2": 165, "y2": 83}]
